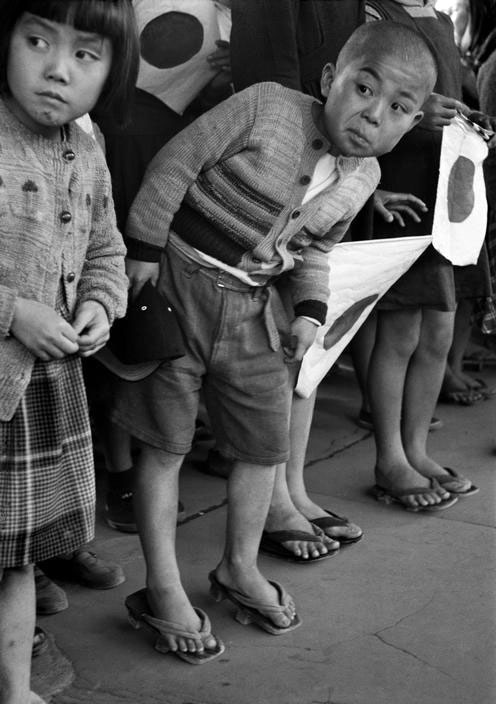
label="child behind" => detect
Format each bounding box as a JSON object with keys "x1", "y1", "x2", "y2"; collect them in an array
[
  {"x1": 110, "y1": 22, "x2": 438, "y2": 663},
  {"x1": 0, "y1": 2, "x2": 138, "y2": 702}
]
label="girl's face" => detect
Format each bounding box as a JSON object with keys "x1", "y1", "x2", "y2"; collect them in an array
[{"x1": 6, "y1": 12, "x2": 112, "y2": 137}]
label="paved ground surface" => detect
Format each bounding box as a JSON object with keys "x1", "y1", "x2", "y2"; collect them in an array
[{"x1": 32, "y1": 359, "x2": 496, "y2": 704}]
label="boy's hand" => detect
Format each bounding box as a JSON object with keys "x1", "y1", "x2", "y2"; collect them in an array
[
  {"x1": 467, "y1": 111, "x2": 496, "y2": 148},
  {"x1": 283, "y1": 317, "x2": 319, "y2": 362},
  {"x1": 207, "y1": 40, "x2": 231, "y2": 75},
  {"x1": 374, "y1": 189, "x2": 428, "y2": 228},
  {"x1": 10, "y1": 298, "x2": 79, "y2": 361},
  {"x1": 126, "y1": 259, "x2": 159, "y2": 299},
  {"x1": 72, "y1": 300, "x2": 110, "y2": 357},
  {"x1": 420, "y1": 93, "x2": 468, "y2": 130}
]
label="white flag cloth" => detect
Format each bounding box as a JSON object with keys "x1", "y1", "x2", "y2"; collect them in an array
[
  {"x1": 133, "y1": 0, "x2": 231, "y2": 115},
  {"x1": 295, "y1": 236, "x2": 432, "y2": 398},
  {"x1": 431, "y1": 114, "x2": 488, "y2": 265}
]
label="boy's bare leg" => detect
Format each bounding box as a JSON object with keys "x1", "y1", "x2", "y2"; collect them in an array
[
  {"x1": 369, "y1": 309, "x2": 450, "y2": 509},
  {"x1": 403, "y1": 309, "x2": 457, "y2": 477},
  {"x1": 133, "y1": 446, "x2": 218, "y2": 655},
  {"x1": 262, "y1": 390, "x2": 362, "y2": 557},
  {"x1": 0, "y1": 565, "x2": 35, "y2": 704},
  {"x1": 214, "y1": 461, "x2": 295, "y2": 627},
  {"x1": 349, "y1": 311, "x2": 377, "y2": 415}
]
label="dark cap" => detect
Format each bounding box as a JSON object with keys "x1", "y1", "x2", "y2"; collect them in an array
[{"x1": 95, "y1": 281, "x2": 185, "y2": 381}]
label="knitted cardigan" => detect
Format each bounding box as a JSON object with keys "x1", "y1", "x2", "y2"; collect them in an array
[
  {"x1": 126, "y1": 82, "x2": 380, "y2": 323},
  {"x1": 0, "y1": 98, "x2": 128, "y2": 421}
]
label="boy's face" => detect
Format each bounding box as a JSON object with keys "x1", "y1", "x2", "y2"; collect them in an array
[
  {"x1": 7, "y1": 12, "x2": 112, "y2": 138},
  {"x1": 316, "y1": 54, "x2": 429, "y2": 158}
]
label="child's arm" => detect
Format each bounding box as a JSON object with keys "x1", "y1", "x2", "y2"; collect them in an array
[
  {"x1": 125, "y1": 84, "x2": 261, "y2": 262},
  {"x1": 419, "y1": 92, "x2": 469, "y2": 130},
  {"x1": 374, "y1": 189, "x2": 428, "y2": 228},
  {"x1": 9, "y1": 297, "x2": 79, "y2": 361},
  {"x1": 75, "y1": 153, "x2": 128, "y2": 329}
]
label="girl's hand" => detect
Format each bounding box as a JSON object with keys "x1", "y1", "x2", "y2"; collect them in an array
[
  {"x1": 374, "y1": 189, "x2": 428, "y2": 228},
  {"x1": 125, "y1": 259, "x2": 159, "y2": 299},
  {"x1": 10, "y1": 298, "x2": 79, "y2": 361},
  {"x1": 283, "y1": 317, "x2": 318, "y2": 362},
  {"x1": 420, "y1": 93, "x2": 469, "y2": 130},
  {"x1": 72, "y1": 300, "x2": 110, "y2": 357}
]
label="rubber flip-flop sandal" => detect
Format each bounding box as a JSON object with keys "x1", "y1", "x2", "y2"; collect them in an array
[
  {"x1": 438, "y1": 467, "x2": 479, "y2": 497},
  {"x1": 208, "y1": 571, "x2": 301, "y2": 635},
  {"x1": 259, "y1": 527, "x2": 339, "y2": 562},
  {"x1": 309, "y1": 509, "x2": 363, "y2": 545},
  {"x1": 373, "y1": 478, "x2": 459, "y2": 512},
  {"x1": 125, "y1": 589, "x2": 225, "y2": 664}
]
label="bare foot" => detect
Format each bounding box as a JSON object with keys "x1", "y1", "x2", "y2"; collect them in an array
[
  {"x1": 410, "y1": 457, "x2": 472, "y2": 494},
  {"x1": 375, "y1": 464, "x2": 450, "y2": 510},
  {"x1": 214, "y1": 562, "x2": 296, "y2": 629},
  {"x1": 146, "y1": 583, "x2": 219, "y2": 654},
  {"x1": 264, "y1": 507, "x2": 339, "y2": 559},
  {"x1": 293, "y1": 498, "x2": 363, "y2": 542}
]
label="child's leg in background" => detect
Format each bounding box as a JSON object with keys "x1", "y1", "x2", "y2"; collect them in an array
[
  {"x1": 349, "y1": 311, "x2": 377, "y2": 419},
  {"x1": 0, "y1": 565, "x2": 35, "y2": 704},
  {"x1": 402, "y1": 309, "x2": 455, "y2": 474},
  {"x1": 368, "y1": 308, "x2": 450, "y2": 509}
]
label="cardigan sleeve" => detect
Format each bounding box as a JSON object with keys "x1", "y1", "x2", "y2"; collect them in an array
[
  {"x1": 0, "y1": 284, "x2": 18, "y2": 338},
  {"x1": 125, "y1": 84, "x2": 261, "y2": 261},
  {"x1": 76, "y1": 154, "x2": 128, "y2": 325}
]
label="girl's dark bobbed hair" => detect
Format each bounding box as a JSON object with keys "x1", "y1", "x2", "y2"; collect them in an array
[{"x1": 0, "y1": 0, "x2": 140, "y2": 126}]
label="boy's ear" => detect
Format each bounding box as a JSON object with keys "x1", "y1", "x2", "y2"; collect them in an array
[
  {"x1": 320, "y1": 63, "x2": 336, "y2": 98},
  {"x1": 407, "y1": 110, "x2": 425, "y2": 132}
]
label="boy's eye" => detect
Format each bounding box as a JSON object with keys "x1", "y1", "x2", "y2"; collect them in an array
[
  {"x1": 357, "y1": 84, "x2": 372, "y2": 96},
  {"x1": 391, "y1": 102, "x2": 407, "y2": 114}
]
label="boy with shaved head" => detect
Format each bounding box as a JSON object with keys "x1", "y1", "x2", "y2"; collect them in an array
[{"x1": 111, "y1": 23, "x2": 437, "y2": 659}]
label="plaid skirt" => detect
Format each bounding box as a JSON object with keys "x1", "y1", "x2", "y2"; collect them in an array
[{"x1": 0, "y1": 356, "x2": 95, "y2": 567}]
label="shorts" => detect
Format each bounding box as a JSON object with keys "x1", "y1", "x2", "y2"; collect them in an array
[{"x1": 111, "y1": 243, "x2": 293, "y2": 466}]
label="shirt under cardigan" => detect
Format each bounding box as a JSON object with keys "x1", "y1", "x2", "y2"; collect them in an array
[{"x1": 126, "y1": 82, "x2": 381, "y2": 325}]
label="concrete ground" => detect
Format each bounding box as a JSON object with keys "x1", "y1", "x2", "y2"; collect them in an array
[{"x1": 32, "y1": 360, "x2": 496, "y2": 704}]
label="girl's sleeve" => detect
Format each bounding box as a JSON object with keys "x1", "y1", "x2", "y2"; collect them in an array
[
  {"x1": 125, "y1": 84, "x2": 260, "y2": 261},
  {"x1": 0, "y1": 285, "x2": 18, "y2": 338},
  {"x1": 76, "y1": 155, "x2": 128, "y2": 325}
]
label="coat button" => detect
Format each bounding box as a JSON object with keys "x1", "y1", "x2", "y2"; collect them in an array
[
  {"x1": 312, "y1": 138, "x2": 323, "y2": 149},
  {"x1": 291, "y1": 210, "x2": 301, "y2": 219},
  {"x1": 63, "y1": 150, "x2": 75, "y2": 162},
  {"x1": 60, "y1": 211, "x2": 72, "y2": 223},
  {"x1": 299, "y1": 175, "x2": 311, "y2": 185},
  {"x1": 66, "y1": 271, "x2": 76, "y2": 283}
]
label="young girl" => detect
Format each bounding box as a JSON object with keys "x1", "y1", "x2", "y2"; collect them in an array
[{"x1": 0, "y1": 2, "x2": 139, "y2": 702}]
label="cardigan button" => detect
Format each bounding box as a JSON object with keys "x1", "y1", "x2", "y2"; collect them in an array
[
  {"x1": 291, "y1": 210, "x2": 301, "y2": 219},
  {"x1": 66, "y1": 271, "x2": 76, "y2": 283},
  {"x1": 60, "y1": 211, "x2": 72, "y2": 223},
  {"x1": 312, "y1": 138, "x2": 324, "y2": 150},
  {"x1": 299, "y1": 175, "x2": 311, "y2": 185},
  {"x1": 63, "y1": 150, "x2": 76, "y2": 162}
]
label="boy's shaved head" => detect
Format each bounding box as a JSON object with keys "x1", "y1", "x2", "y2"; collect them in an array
[{"x1": 337, "y1": 22, "x2": 438, "y2": 100}]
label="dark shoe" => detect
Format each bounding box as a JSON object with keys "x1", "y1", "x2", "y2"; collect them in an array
[
  {"x1": 39, "y1": 549, "x2": 125, "y2": 589},
  {"x1": 105, "y1": 489, "x2": 137, "y2": 533},
  {"x1": 35, "y1": 566, "x2": 68, "y2": 615},
  {"x1": 105, "y1": 490, "x2": 185, "y2": 532},
  {"x1": 32, "y1": 625, "x2": 49, "y2": 658},
  {"x1": 357, "y1": 409, "x2": 442, "y2": 432}
]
